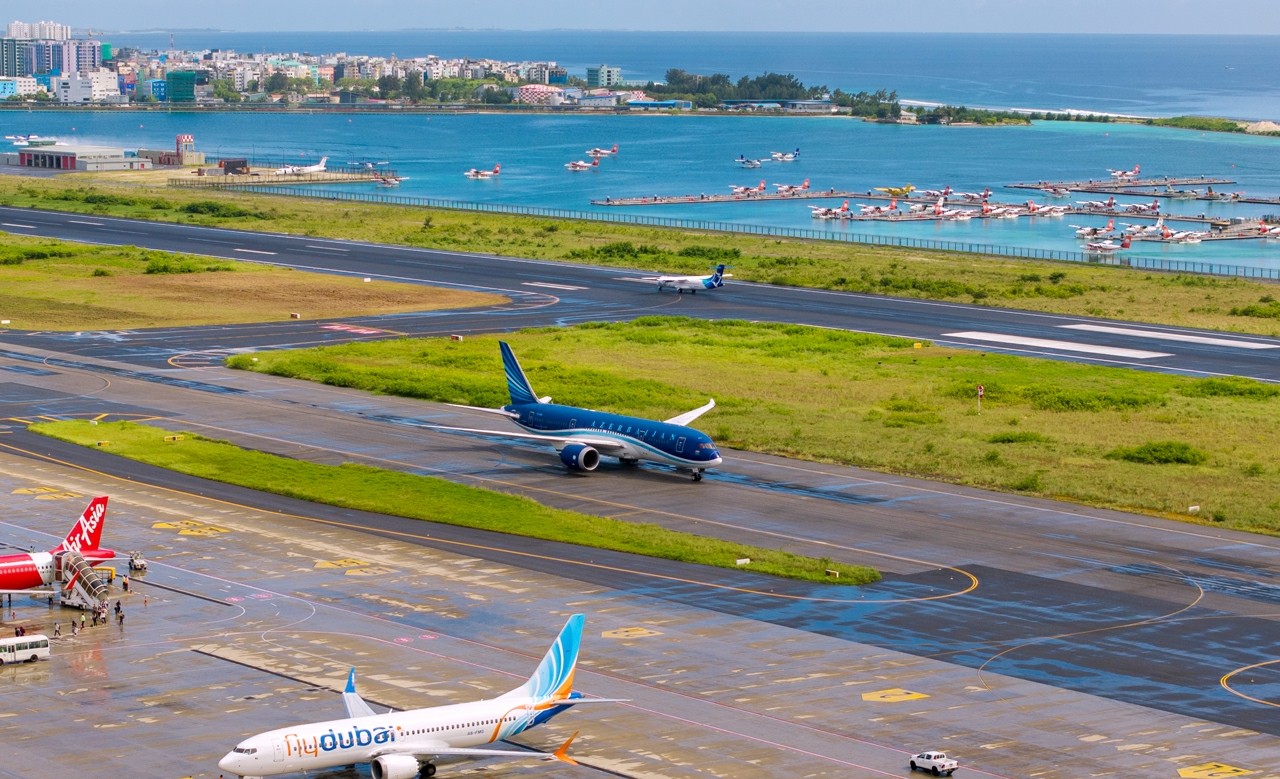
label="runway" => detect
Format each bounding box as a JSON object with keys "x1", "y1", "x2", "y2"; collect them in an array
[{"x1": 3, "y1": 206, "x2": 1280, "y2": 382}]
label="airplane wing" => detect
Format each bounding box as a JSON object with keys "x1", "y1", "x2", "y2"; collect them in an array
[
  {"x1": 342, "y1": 668, "x2": 379, "y2": 718},
  {"x1": 664, "y1": 398, "x2": 715, "y2": 426},
  {"x1": 424, "y1": 423, "x2": 630, "y2": 454}
]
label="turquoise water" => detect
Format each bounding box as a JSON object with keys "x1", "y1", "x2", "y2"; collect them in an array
[{"x1": 8, "y1": 110, "x2": 1280, "y2": 268}]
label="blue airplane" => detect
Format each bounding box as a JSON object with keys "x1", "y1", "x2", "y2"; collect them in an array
[{"x1": 438, "y1": 341, "x2": 723, "y2": 481}]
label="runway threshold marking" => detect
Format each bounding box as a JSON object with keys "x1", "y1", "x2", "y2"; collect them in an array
[
  {"x1": 233, "y1": 248, "x2": 278, "y2": 256},
  {"x1": 942, "y1": 331, "x2": 1172, "y2": 359},
  {"x1": 1060, "y1": 324, "x2": 1280, "y2": 349}
]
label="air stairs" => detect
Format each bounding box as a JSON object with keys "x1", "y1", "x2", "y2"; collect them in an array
[{"x1": 55, "y1": 550, "x2": 109, "y2": 611}]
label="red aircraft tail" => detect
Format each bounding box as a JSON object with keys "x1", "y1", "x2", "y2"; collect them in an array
[{"x1": 51, "y1": 496, "x2": 110, "y2": 557}]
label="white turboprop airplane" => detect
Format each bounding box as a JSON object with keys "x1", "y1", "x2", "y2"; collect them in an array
[
  {"x1": 275, "y1": 156, "x2": 329, "y2": 175},
  {"x1": 955, "y1": 187, "x2": 991, "y2": 203},
  {"x1": 730, "y1": 180, "x2": 766, "y2": 196},
  {"x1": 464, "y1": 164, "x2": 501, "y2": 179},
  {"x1": 1108, "y1": 164, "x2": 1141, "y2": 180},
  {"x1": 586, "y1": 144, "x2": 618, "y2": 157},
  {"x1": 564, "y1": 159, "x2": 599, "y2": 171},
  {"x1": 859, "y1": 198, "x2": 897, "y2": 215},
  {"x1": 219, "y1": 614, "x2": 621, "y2": 779},
  {"x1": 646, "y1": 263, "x2": 731, "y2": 294},
  {"x1": 810, "y1": 200, "x2": 850, "y2": 219},
  {"x1": 774, "y1": 178, "x2": 810, "y2": 194},
  {"x1": 1071, "y1": 218, "x2": 1116, "y2": 238},
  {"x1": 919, "y1": 186, "x2": 953, "y2": 198},
  {"x1": 770, "y1": 148, "x2": 800, "y2": 161},
  {"x1": 1076, "y1": 195, "x2": 1117, "y2": 211}
]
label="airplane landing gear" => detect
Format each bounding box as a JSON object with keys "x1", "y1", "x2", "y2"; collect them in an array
[
  {"x1": 692, "y1": 469, "x2": 703, "y2": 482},
  {"x1": 419, "y1": 763, "x2": 437, "y2": 778}
]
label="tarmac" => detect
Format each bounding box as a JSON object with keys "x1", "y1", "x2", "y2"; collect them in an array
[{"x1": 1, "y1": 448, "x2": 1277, "y2": 779}]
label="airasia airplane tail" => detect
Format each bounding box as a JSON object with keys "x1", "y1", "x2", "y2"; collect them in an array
[{"x1": 51, "y1": 495, "x2": 113, "y2": 561}]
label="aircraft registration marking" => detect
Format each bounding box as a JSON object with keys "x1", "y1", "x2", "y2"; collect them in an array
[
  {"x1": 860, "y1": 688, "x2": 929, "y2": 702},
  {"x1": 1177, "y1": 764, "x2": 1254, "y2": 778},
  {"x1": 941, "y1": 331, "x2": 1172, "y2": 359},
  {"x1": 521, "y1": 282, "x2": 587, "y2": 291},
  {"x1": 1060, "y1": 324, "x2": 1280, "y2": 349}
]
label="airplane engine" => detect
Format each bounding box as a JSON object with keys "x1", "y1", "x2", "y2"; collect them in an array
[
  {"x1": 559, "y1": 443, "x2": 600, "y2": 471},
  {"x1": 371, "y1": 754, "x2": 422, "y2": 779}
]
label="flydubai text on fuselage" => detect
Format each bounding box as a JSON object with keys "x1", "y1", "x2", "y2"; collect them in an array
[
  {"x1": 220, "y1": 614, "x2": 620, "y2": 779},
  {"x1": 0, "y1": 497, "x2": 113, "y2": 595},
  {"x1": 436, "y1": 342, "x2": 721, "y2": 480}
]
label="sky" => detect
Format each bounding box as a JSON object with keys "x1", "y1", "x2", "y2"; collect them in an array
[{"x1": 41, "y1": 0, "x2": 1280, "y2": 35}]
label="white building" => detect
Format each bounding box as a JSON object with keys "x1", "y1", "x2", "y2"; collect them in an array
[
  {"x1": 54, "y1": 69, "x2": 120, "y2": 103},
  {"x1": 6, "y1": 20, "x2": 72, "y2": 40}
]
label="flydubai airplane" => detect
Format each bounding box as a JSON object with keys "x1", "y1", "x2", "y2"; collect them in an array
[
  {"x1": 434, "y1": 342, "x2": 722, "y2": 480},
  {"x1": 646, "y1": 263, "x2": 731, "y2": 294},
  {"x1": 219, "y1": 614, "x2": 620, "y2": 779},
  {"x1": 0, "y1": 496, "x2": 113, "y2": 595}
]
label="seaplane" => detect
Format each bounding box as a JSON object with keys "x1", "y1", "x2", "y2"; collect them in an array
[
  {"x1": 1085, "y1": 235, "x2": 1131, "y2": 253},
  {"x1": 565, "y1": 158, "x2": 600, "y2": 171},
  {"x1": 859, "y1": 199, "x2": 897, "y2": 215},
  {"x1": 1123, "y1": 217, "x2": 1167, "y2": 237},
  {"x1": 1024, "y1": 200, "x2": 1069, "y2": 216},
  {"x1": 770, "y1": 148, "x2": 800, "y2": 161},
  {"x1": 919, "y1": 186, "x2": 953, "y2": 198},
  {"x1": 1071, "y1": 218, "x2": 1116, "y2": 238},
  {"x1": 1258, "y1": 222, "x2": 1280, "y2": 236},
  {"x1": 955, "y1": 187, "x2": 992, "y2": 203},
  {"x1": 376, "y1": 175, "x2": 405, "y2": 187},
  {"x1": 933, "y1": 198, "x2": 973, "y2": 219},
  {"x1": 1171, "y1": 229, "x2": 1207, "y2": 243},
  {"x1": 5, "y1": 133, "x2": 59, "y2": 146},
  {"x1": 980, "y1": 201, "x2": 1020, "y2": 219},
  {"x1": 774, "y1": 179, "x2": 810, "y2": 195},
  {"x1": 646, "y1": 264, "x2": 731, "y2": 294},
  {"x1": 876, "y1": 183, "x2": 915, "y2": 197},
  {"x1": 348, "y1": 159, "x2": 390, "y2": 169},
  {"x1": 1108, "y1": 164, "x2": 1141, "y2": 180},
  {"x1": 1119, "y1": 199, "x2": 1161, "y2": 214},
  {"x1": 1043, "y1": 186, "x2": 1071, "y2": 197},
  {"x1": 275, "y1": 156, "x2": 328, "y2": 175},
  {"x1": 1076, "y1": 195, "x2": 1117, "y2": 211},
  {"x1": 730, "y1": 180, "x2": 767, "y2": 196},
  {"x1": 735, "y1": 155, "x2": 764, "y2": 168},
  {"x1": 586, "y1": 144, "x2": 618, "y2": 157},
  {"x1": 464, "y1": 164, "x2": 501, "y2": 179},
  {"x1": 810, "y1": 201, "x2": 850, "y2": 219}
]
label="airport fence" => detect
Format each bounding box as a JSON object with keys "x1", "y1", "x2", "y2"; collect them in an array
[{"x1": 168, "y1": 179, "x2": 1280, "y2": 280}]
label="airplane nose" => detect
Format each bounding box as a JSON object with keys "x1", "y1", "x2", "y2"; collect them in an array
[{"x1": 218, "y1": 753, "x2": 238, "y2": 772}]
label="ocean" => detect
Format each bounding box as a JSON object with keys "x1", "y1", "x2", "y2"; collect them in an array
[
  {"x1": 104, "y1": 31, "x2": 1280, "y2": 119},
  {"x1": 7, "y1": 33, "x2": 1280, "y2": 268}
]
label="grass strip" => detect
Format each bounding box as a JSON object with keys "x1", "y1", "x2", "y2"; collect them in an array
[
  {"x1": 31, "y1": 419, "x2": 880, "y2": 586},
  {"x1": 226, "y1": 317, "x2": 1280, "y2": 536}
]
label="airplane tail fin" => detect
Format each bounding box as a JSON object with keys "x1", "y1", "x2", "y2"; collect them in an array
[
  {"x1": 1121, "y1": 236, "x2": 1131, "y2": 249},
  {"x1": 51, "y1": 496, "x2": 108, "y2": 555},
  {"x1": 494, "y1": 164, "x2": 501, "y2": 174},
  {"x1": 801, "y1": 178, "x2": 809, "y2": 190},
  {"x1": 611, "y1": 144, "x2": 618, "y2": 153},
  {"x1": 709, "y1": 264, "x2": 727, "y2": 286},
  {"x1": 889, "y1": 198, "x2": 897, "y2": 210},
  {"x1": 501, "y1": 614, "x2": 584, "y2": 702},
  {"x1": 499, "y1": 341, "x2": 540, "y2": 406}
]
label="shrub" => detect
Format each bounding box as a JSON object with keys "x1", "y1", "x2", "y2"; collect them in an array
[
  {"x1": 1180, "y1": 377, "x2": 1279, "y2": 399},
  {"x1": 987, "y1": 431, "x2": 1052, "y2": 444},
  {"x1": 1105, "y1": 441, "x2": 1207, "y2": 465},
  {"x1": 179, "y1": 200, "x2": 260, "y2": 218}
]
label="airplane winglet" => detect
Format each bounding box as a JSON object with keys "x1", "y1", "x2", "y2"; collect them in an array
[
  {"x1": 341, "y1": 667, "x2": 377, "y2": 718},
  {"x1": 551, "y1": 731, "x2": 579, "y2": 765}
]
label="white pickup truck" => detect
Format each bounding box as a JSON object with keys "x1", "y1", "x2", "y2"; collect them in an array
[{"x1": 910, "y1": 750, "x2": 958, "y2": 776}]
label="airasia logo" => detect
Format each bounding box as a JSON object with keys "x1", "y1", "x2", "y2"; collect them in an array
[{"x1": 65, "y1": 502, "x2": 105, "y2": 552}]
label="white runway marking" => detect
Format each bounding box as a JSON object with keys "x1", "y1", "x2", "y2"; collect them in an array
[
  {"x1": 522, "y1": 282, "x2": 587, "y2": 290},
  {"x1": 233, "y1": 248, "x2": 278, "y2": 255},
  {"x1": 305, "y1": 245, "x2": 350, "y2": 252},
  {"x1": 942, "y1": 331, "x2": 1172, "y2": 359},
  {"x1": 1060, "y1": 324, "x2": 1280, "y2": 349},
  {"x1": 1, "y1": 222, "x2": 36, "y2": 229},
  {"x1": 67, "y1": 219, "x2": 104, "y2": 226}
]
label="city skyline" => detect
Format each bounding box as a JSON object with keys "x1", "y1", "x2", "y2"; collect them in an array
[{"x1": 32, "y1": 0, "x2": 1280, "y2": 36}]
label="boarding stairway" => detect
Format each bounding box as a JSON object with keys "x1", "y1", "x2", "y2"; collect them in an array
[{"x1": 55, "y1": 551, "x2": 109, "y2": 611}]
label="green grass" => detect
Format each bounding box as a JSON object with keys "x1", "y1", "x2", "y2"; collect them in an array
[
  {"x1": 4, "y1": 175, "x2": 1280, "y2": 336},
  {"x1": 226, "y1": 317, "x2": 1280, "y2": 535},
  {"x1": 31, "y1": 419, "x2": 880, "y2": 586}
]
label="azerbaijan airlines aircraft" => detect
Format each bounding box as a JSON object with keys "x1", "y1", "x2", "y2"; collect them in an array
[
  {"x1": 0, "y1": 496, "x2": 114, "y2": 595},
  {"x1": 219, "y1": 614, "x2": 620, "y2": 779},
  {"x1": 437, "y1": 342, "x2": 722, "y2": 480}
]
